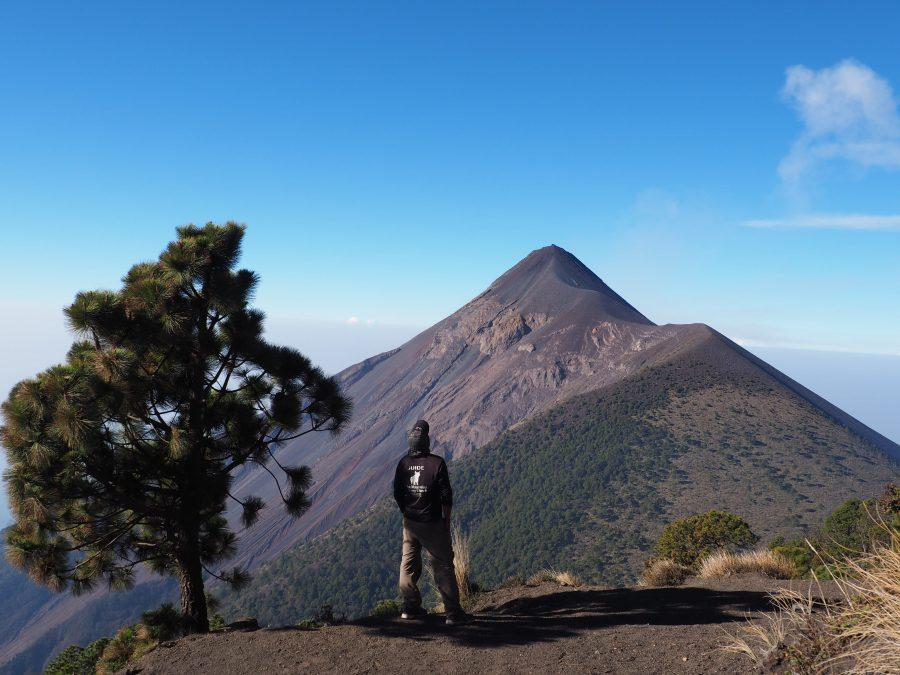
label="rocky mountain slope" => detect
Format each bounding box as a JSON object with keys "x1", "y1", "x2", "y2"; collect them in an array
[
  {"x1": 220, "y1": 330, "x2": 897, "y2": 625},
  {"x1": 229, "y1": 246, "x2": 897, "y2": 570},
  {"x1": 1, "y1": 245, "x2": 897, "y2": 672}
]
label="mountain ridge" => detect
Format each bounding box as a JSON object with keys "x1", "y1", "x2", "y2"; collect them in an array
[
  {"x1": 0, "y1": 245, "x2": 897, "y2": 672},
  {"x1": 218, "y1": 324, "x2": 897, "y2": 625}
]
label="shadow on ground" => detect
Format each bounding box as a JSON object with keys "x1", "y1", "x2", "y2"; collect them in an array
[{"x1": 353, "y1": 586, "x2": 774, "y2": 648}]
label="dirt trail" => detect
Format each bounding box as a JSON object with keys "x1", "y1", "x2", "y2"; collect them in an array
[{"x1": 131, "y1": 577, "x2": 834, "y2": 674}]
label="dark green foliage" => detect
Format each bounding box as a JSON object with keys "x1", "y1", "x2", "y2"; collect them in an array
[
  {"x1": 0, "y1": 575, "x2": 175, "y2": 674},
  {"x1": 219, "y1": 353, "x2": 893, "y2": 625},
  {"x1": 221, "y1": 501, "x2": 402, "y2": 623},
  {"x1": 767, "y1": 483, "x2": 900, "y2": 579},
  {"x1": 768, "y1": 536, "x2": 814, "y2": 578},
  {"x1": 43, "y1": 637, "x2": 110, "y2": 675},
  {"x1": 140, "y1": 603, "x2": 184, "y2": 641},
  {"x1": 819, "y1": 499, "x2": 872, "y2": 556},
  {"x1": 220, "y1": 357, "x2": 724, "y2": 623},
  {"x1": 95, "y1": 624, "x2": 148, "y2": 673},
  {"x1": 368, "y1": 599, "x2": 402, "y2": 618},
  {"x1": 0, "y1": 223, "x2": 349, "y2": 633},
  {"x1": 877, "y1": 483, "x2": 900, "y2": 522},
  {"x1": 654, "y1": 510, "x2": 759, "y2": 568},
  {"x1": 813, "y1": 484, "x2": 900, "y2": 564}
]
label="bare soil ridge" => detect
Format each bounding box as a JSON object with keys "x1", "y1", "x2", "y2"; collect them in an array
[{"x1": 131, "y1": 576, "x2": 838, "y2": 674}]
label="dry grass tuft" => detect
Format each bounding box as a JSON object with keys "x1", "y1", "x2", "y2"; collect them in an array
[
  {"x1": 828, "y1": 535, "x2": 900, "y2": 673},
  {"x1": 428, "y1": 523, "x2": 478, "y2": 612},
  {"x1": 451, "y1": 523, "x2": 476, "y2": 605},
  {"x1": 723, "y1": 532, "x2": 900, "y2": 673},
  {"x1": 721, "y1": 589, "x2": 818, "y2": 668},
  {"x1": 698, "y1": 549, "x2": 797, "y2": 580},
  {"x1": 497, "y1": 574, "x2": 526, "y2": 589},
  {"x1": 640, "y1": 559, "x2": 691, "y2": 587},
  {"x1": 526, "y1": 568, "x2": 582, "y2": 587}
]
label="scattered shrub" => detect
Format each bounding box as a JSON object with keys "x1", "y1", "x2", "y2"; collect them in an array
[
  {"x1": 204, "y1": 592, "x2": 227, "y2": 630},
  {"x1": 314, "y1": 604, "x2": 344, "y2": 625},
  {"x1": 816, "y1": 485, "x2": 900, "y2": 560},
  {"x1": 767, "y1": 536, "x2": 813, "y2": 578},
  {"x1": 141, "y1": 603, "x2": 184, "y2": 641},
  {"x1": 526, "y1": 568, "x2": 582, "y2": 587},
  {"x1": 724, "y1": 530, "x2": 900, "y2": 672},
  {"x1": 765, "y1": 485, "x2": 900, "y2": 581},
  {"x1": 553, "y1": 570, "x2": 582, "y2": 587},
  {"x1": 697, "y1": 549, "x2": 797, "y2": 580},
  {"x1": 640, "y1": 558, "x2": 691, "y2": 586},
  {"x1": 526, "y1": 569, "x2": 554, "y2": 585},
  {"x1": 44, "y1": 638, "x2": 110, "y2": 675},
  {"x1": 654, "y1": 510, "x2": 759, "y2": 568},
  {"x1": 819, "y1": 499, "x2": 874, "y2": 556},
  {"x1": 294, "y1": 604, "x2": 345, "y2": 630},
  {"x1": 369, "y1": 599, "x2": 402, "y2": 619},
  {"x1": 96, "y1": 624, "x2": 158, "y2": 675},
  {"x1": 209, "y1": 613, "x2": 226, "y2": 631},
  {"x1": 497, "y1": 574, "x2": 526, "y2": 589}
]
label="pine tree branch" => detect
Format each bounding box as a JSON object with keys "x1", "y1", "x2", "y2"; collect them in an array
[
  {"x1": 68, "y1": 515, "x2": 141, "y2": 556},
  {"x1": 253, "y1": 458, "x2": 288, "y2": 502},
  {"x1": 226, "y1": 491, "x2": 247, "y2": 507},
  {"x1": 204, "y1": 347, "x2": 235, "y2": 396}
]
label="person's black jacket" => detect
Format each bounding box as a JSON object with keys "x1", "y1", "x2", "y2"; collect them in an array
[{"x1": 393, "y1": 450, "x2": 452, "y2": 522}]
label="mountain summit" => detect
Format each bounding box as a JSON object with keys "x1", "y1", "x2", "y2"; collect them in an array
[
  {"x1": 485, "y1": 245, "x2": 652, "y2": 325},
  {"x1": 227, "y1": 246, "x2": 898, "y2": 566},
  {"x1": 230, "y1": 246, "x2": 696, "y2": 565}
]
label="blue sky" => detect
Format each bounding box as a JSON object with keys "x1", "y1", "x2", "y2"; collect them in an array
[{"x1": 1, "y1": 2, "x2": 899, "y2": 520}]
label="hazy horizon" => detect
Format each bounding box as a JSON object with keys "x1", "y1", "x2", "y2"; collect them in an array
[{"x1": 2, "y1": 2, "x2": 899, "y2": 525}]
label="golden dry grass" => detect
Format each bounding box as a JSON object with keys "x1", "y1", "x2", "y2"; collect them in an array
[
  {"x1": 827, "y1": 535, "x2": 900, "y2": 673},
  {"x1": 451, "y1": 523, "x2": 475, "y2": 605},
  {"x1": 698, "y1": 549, "x2": 797, "y2": 580},
  {"x1": 721, "y1": 589, "x2": 818, "y2": 668},
  {"x1": 639, "y1": 559, "x2": 691, "y2": 587},
  {"x1": 428, "y1": 523, "x2": 477, "y2": 612},
  {"x1": 723, "y1": 532, "x2": 900, "y2": 673},
  {"x1": 526, "y1": 568, "x2": 582, "y2": 587}
]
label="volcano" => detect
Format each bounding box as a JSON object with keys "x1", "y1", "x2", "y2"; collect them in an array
[
  {"x1": 1, "y1": 245, "x2": 898, "y2": 672},
  {"x1": 229, "y1": 245, "x2": 899, "y2": 566}
]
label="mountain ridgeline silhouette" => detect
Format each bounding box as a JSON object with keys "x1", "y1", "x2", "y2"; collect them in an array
[
  {"x1": 1, "y1": 246, "x2": 897, "y2": 672},
  {"x1": 228, "y1": 245, "x2": 898, "y2": 568}
]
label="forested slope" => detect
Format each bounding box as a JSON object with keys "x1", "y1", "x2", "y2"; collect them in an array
[{"x1": 220, "y1": 338, "x2": 897, "y2": 625}]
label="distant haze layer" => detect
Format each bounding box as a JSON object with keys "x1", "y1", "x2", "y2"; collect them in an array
[{"x1": 0, "y1": 310, "x2": 897, "y2": 528}]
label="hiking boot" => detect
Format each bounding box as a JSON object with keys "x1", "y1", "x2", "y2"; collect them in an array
[
  {"x1": 400, "y1": 607, "x2": 427, "y2": 620},
  {"x1": 445, "y1": 611, "x2": 473, "y2": 626}
]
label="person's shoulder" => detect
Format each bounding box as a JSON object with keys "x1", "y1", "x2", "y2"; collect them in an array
[{"x1": 427, "y1": 452, "x2": 447, "y2": 467}]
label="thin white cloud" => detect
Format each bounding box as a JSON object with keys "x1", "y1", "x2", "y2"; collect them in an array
[
  {"x1": 779, "y1": 59, "x2": 900, "y2": 183},
  {"x1": 732, "y1": 336, "x2": 900, "y2": 358},
  {"x1": 744, "y1": 213, "x2": 900, "y2": 231},
  {"x1": 345, "y1": 316, "x2": 360, "y2": 325}
]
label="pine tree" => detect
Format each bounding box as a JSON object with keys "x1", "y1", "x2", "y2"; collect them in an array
[{"x1": 1, "y1": 223, "x2": 350, "y2": 632}]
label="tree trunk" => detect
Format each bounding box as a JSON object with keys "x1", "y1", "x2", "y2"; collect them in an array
[{"x1": 177, "y1": 542, "x2": 209, "y2": 633}]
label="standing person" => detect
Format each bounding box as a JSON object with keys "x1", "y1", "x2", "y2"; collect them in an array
[{"x1": 393, "y1": 420, "x2": 471, "y2": 625}]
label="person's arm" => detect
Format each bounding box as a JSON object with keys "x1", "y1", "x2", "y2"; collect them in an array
[
  {"x1": 442, "y1": 504, "x2": 452, "y2": 530},
  {"x1": 393, "y1": 461, "x2": 405, "y2": 512},
  {"x1": 436, "y1": 459, "x2": 453, "y2": 528}
]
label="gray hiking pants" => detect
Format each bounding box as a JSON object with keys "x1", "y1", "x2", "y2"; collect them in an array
[{"x1": 398, "y1": 517, "x2": 462, "y2": 615}]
